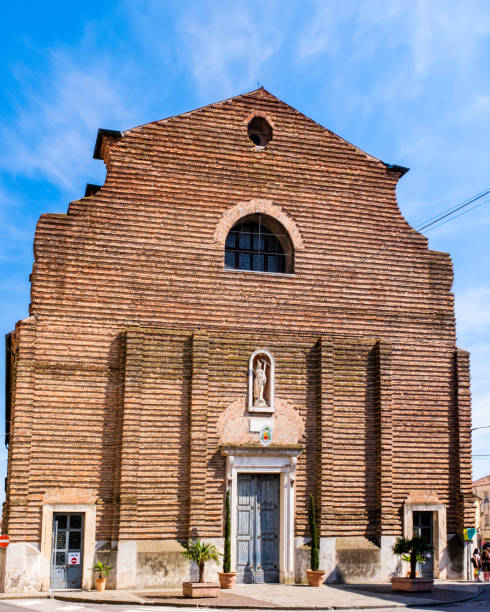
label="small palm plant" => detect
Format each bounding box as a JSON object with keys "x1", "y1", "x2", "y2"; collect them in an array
[
  {"x1": 393, "y1": 535, "x2": 432, "y2": 579},
  {"x1": 182, "y1": 539, "x2": 222, "y2": 583},
  {"x1": 92, "y1": 561, "x2": 112, "y2": 580}
]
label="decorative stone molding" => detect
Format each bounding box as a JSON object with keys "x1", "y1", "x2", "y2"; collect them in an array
[
  {"x1": 289, "y1": 455, "x2": 298, "y2": 484},
  {"x1": 405, "y1": 491, "x2": 442, "y2": 505},
  {"x1": 220, "y1": 445, "x2": 302, "y2": 584},
  {"x1": 42, "y1": 488, "x2": 97, "y2": 505},
  {"x1": 242, "y1": 111, "x2": 276, "y2": 130},
  {"x1": 217, "y1": 397, "x2": 305, "y2": 447},
  {"x1": 213, "y1": 199, "x2": 304, "y2": 251}
]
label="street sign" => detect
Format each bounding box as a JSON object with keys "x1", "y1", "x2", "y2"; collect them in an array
[
  {"x1": 463, "y1": 528, "x2": 477, "y2": 541},
  {"x1": 0, "y1": 535, "x2": 10, "y2": 548},
  {"x1": 69, "y1": 553, "x2": 80, "y2": 565}
]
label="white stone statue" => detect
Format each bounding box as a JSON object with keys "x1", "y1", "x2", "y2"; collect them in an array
[
  {"x1": 248, "y1": 349, "x2": 275, "y2": 413},
  {"x1": 253, "y1": 358, "x2": 268, "y2": 407}
]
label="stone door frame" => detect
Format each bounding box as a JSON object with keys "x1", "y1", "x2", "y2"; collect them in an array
[
  {"x1": 40, "y1": 503, "x2": 96, "y2": 591},
  {"x1": 222, "y1": 446, "x2": 301, "y2": 584},
  {"x1": 403, "y1": 501, "x2": 447, "y2": 579}
]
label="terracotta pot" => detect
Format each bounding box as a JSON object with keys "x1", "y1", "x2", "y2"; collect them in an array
[
  {"x1": 182, "y1": 582, "x2": 220, "y2": 598},
  {"x1": 391, "y1": 577, "x2": 434, "y2": 592},
  {"x1": 306, "y1": 569, "x2": 326, "y2": 587},
  {"x1": 218, "y1": 572, "x2": 237, "y2": 589},
  {"x1": 95, "y1": 577, "x2": 107, "y2": 592}
]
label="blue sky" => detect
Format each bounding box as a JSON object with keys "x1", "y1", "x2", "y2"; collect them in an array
[{"x1": 1, "y1": 1, "x2": 490, "y2": 502}]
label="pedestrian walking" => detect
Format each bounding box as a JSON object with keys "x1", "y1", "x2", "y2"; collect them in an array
[{"x1": 472, "y1": 548, "x2": 482, "y2": 582}]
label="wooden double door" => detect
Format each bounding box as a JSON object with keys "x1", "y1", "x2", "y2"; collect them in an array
[{"x1": 236, "y1": 474, "x2": 280, "y2": 583}]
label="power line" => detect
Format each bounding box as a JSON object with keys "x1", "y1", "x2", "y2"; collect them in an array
[
  {"x1": 419, "y1": 197, "x2": 490, "y2": 234},
  {"x1": 244, "y1": 185, "x2": 490, "y2": 322},
  {"x1": 416, "y1": 187, "x2": 490, "y2": 232}
]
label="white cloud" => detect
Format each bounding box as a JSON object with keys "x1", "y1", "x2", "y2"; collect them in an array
[
  {"x1": 297, "y1": 0, "x2": 490, "y2": 99},
  {"x1": 177, "y1": 3, "x2": 282, "y2": 95},
  {"x1": 296, "y1": 2, "x2": 348, "y2": 60},
  {"x1": 0, "y1": 50, "x2": 136, "y2": 191}
]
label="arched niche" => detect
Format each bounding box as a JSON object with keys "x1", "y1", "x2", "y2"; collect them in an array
[{"x1": 248, "y1": 349, "x2": 275, "y2": 413}]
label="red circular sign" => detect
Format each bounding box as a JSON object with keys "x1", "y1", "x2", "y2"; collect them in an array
[{"x1": 0, "y1": 535, "x2": 10, "y2": 548}]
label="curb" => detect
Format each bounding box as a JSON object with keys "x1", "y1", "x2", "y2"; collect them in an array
[
  {"x1": 54, "y1": 595, "x2": 148, "y2": 606},
  {"x1": 51, "y1": 586, "x2": 484, "y2": 610},
  {"x1": 53, "y1": 596, "x2": 399, "y2": 609},
  {"x1": 0, "y1": 595, "x2": 51, "y2": 601},
  {"x1": 405, "y1": 584, "x2": 485, "y2": 608}
]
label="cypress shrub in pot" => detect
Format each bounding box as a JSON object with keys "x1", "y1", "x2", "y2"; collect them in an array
[
  {"x1": 218, "y1": 489, "x2": 237, "y2": 588},
  {"x1": 306, "y1": 495, "x2": 325, "y2": 586}
]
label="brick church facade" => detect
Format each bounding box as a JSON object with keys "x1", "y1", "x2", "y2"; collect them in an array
[{"x1": 2, "y1": 89, "x2": 473, "y2": 591}]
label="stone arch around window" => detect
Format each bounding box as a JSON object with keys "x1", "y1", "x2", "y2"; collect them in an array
[{"x1": 214, "y1": 199, "x2": 304, "y2": 274}]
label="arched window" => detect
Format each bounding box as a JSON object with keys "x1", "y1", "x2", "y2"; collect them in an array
[{"x1": 224, "y1": 214, "x2": 293, "y2": 273}]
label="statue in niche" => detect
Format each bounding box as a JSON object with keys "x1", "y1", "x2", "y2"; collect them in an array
[
  {"x1": 253, "y1": 358, "x2": 268, "y2": 407},
  {"x1": 249, "y1": 350, "x2": 275, "y2": 412}
]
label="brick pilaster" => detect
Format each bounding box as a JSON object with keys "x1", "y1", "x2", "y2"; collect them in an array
[
  {"x1": 319, "y1": 336, "x2": 335, "y2": 536},
  {"x1": 376, "y1": 340, "x2": 395, "y2": 538},
  {"x1": 117, "y1": 330, "x2": 143, "y2": 539},
  {"x1": 5, "y1": 318, "x2": 36, "y2": 540},
  {"x1": 189, "y1": 330, "x2": 209, "y2": 537},
  {"x1": 455, "y1": 349, "x2": 473, "y2": 530}
]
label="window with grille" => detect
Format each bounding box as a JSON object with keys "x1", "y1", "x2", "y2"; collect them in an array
[{"x1": 224, "y1": 214, "x2": 293, "y2": 274}]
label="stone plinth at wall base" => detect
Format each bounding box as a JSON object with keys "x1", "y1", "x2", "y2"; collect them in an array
[
  {"x1": 391, "y1": 577, "x2": 434, "y2": 592},
  {"x1": 182, "y1": 582, "x2": 220, "y2": 598},
  {"x1": 306, "y1": 569, "x2": 326, "y2": 587},
  {"x1": 218, "y1": 572, "x2": 237, "y2": 589}
]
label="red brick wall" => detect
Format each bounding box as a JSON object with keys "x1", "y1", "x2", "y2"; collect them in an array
[{"x1": 5, "y1": 89, "x2": 471, "y2": 544}]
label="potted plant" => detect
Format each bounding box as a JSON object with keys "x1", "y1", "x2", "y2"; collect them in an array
[
  {"x1": 306, "y1": 495, "x2": 325, "y2": 586},
  {"x1": 392, "y1": 535, "x2": 433, "y2": 592},
  {"x1": 181, "y1": 539, "x2": 222, "y2": 598},
  {"x1": 218, "y1": 490, "x2": 237, "y2": 589},
  {"x1": 92, "y1": 561, "x2": 113, "y2": 591}
]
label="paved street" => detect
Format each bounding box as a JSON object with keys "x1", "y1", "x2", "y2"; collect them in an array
[{"x1": 0, "y1": 586, "x2": 489, "y2": 612}]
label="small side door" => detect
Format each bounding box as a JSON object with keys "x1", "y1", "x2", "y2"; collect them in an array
[
  {"x1": 51, "y1": 514, "x2": 84, "y2": 589},
  {"x1": 413, "y1": 511, "x2": 434, "y2": 578}
]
